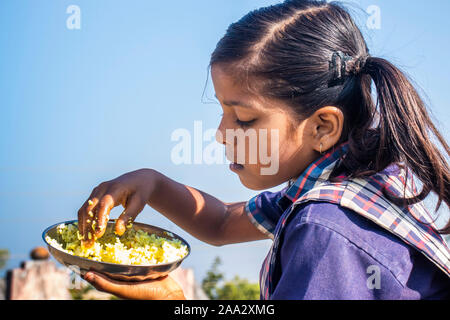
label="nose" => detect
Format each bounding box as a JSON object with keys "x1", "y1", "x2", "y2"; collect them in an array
[
  {"x1": 216, "y1": 119, "x2": 239, "y2": 164},
  {"x1": 215, "y1": 118, "x2": 226, "y2": 146}
]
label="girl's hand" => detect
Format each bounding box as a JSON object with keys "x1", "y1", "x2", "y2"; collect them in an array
[
  {"x1": 77, "y1": 169, "x2": 157, "y2": 247},
  {"x1": 78, "y1": 167, "x2": 269, "y2": 248},
  {"x1": 83, "y1": 271, "x2": 185, "y2": 300}
]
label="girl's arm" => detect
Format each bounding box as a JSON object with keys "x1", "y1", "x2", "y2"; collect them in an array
[
  {"x1": 78, "y1": 169, "x2": 269, "y2": 247},
  {"x1": 148, "y1": 170, "x2": 268, "y2": 246}
]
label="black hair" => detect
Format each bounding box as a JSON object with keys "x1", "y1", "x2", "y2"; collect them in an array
[{"x1": 209, "y1": 0, "x2": 450, "y2": 233}]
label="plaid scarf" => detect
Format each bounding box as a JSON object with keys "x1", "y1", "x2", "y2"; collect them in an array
[{"x1": 256, "y1": 142, "x2": 450, "y2": 300}]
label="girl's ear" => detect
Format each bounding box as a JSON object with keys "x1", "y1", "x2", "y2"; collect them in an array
[{"x1": 309, "y1": 106, "x2": 344, "y2": 154}]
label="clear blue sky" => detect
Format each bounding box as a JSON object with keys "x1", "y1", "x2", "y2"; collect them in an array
[{"x1": 1, "y1": 0, "x2": 449, "y2": 282}]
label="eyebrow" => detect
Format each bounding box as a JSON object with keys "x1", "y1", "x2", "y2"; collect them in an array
[{"x1": 214, "y1": 94, "x2": 254, "y2": 109}]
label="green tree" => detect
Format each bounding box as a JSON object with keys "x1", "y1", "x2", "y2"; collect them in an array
[
  {"x1": 201, "y1": 256, "x2": 260, "y2": 300},
  {"x1": 216, "y1": 276, "x2": 260, "y2": 300},
  {"x1": 201, "y1": 256, "x2": 223, "y2": 299},
  {"x1": 69, "y1": 284, "x2": 94, "y2": 300},
  {"x1": 0, "y1": 249, "x2": 9, "y2": 271}
]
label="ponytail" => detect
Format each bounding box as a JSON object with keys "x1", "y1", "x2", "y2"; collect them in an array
[
  {"x1": 345, "y1": 57, "x2": 450, "y2": 234},
  {"x1": 209, "y1": 0, "x2": 450, "y2": 234}
]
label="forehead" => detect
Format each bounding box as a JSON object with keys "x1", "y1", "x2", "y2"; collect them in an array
[
  {"x1": 210, "y1": 64, "x2": 298, "y2": 118},
  {"x1": 211, "y1": 64, "x2": 273, "y2": 113},
  {"x1": 211, "y1": 64, "x2": 252, "y2": 100}
]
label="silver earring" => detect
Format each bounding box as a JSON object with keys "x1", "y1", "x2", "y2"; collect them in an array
[{"x1": 320, "y1": 143, "x2": 323, "y2": 155}]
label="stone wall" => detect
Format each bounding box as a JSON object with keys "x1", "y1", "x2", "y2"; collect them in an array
[
  {"x1": 8, "y1": 260, "x2": 72, "y2": 300},
  {"x1": 5, "y1": 258, "x2": 207, "y2": 300}
]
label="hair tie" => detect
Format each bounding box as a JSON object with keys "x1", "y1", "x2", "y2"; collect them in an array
[
  {"x1": 352, "y1": 54, "x2": 370, "y2": 74},
  {"x1": 328, "y1": 51, "x2": 370, "y2": 87}
]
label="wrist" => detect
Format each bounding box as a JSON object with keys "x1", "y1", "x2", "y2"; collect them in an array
[
  {"x1": 145, "y1": 169, "x2": 163, "y2": 204},
  {"x1": 135, "y1": 168, "x2": 159, "y2": 203}
]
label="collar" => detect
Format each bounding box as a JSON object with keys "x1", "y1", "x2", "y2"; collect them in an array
[{"x1": 277, "y1": 142, "x2": 350, "y2": 212}]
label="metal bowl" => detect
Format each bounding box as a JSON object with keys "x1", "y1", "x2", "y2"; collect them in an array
[{"x1": 42, "y1": 220, "x2": 191, "y2": 282}]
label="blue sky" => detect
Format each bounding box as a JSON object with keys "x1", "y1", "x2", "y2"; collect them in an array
[{"x1": 1, "y1": 0, "x2": 449, "y2": 282}]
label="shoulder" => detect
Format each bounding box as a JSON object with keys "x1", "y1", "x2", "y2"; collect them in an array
[
  {"x1": 283, "y1": 201, "x2": 430, "y2": 285},
  {"x1": 289, "y1": 201, "x2": 406, "y2": 248},
  {"x1": 245, "y1": 187, "x2": 289, "y2": 238}
]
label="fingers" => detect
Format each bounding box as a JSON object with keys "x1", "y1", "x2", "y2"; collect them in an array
[
  {"x1": 84, "y1": 271, "x2": 127, "y2": 299},
  {"x1": 78, "y1": 180, "x2": 146, "y2": 245},
  {"x1": 78, "y1": 193, "x2": 101, "y2": 248},
  {"x1": 94, "y1": 190, "x2": 123, "y2": 239},
  {"x1": 83, "y1": 272, "x2": 180, "y2": 300},
  {"x1": 78, "y1": 183, "x2": 117, "y2": 247},
  {"x1": 115, "y1": 194, "x2": 146, "y2": 236},
  {"x1": 82, "y1": 184, "x2": 128, "y2": 243},
  {"x1": 87, "y1": 196, "x2": 103, "y2": 243}
]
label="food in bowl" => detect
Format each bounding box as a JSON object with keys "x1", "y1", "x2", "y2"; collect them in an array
[{"x1": 45, "y1": 222, "x2": 189, "y2": 265}]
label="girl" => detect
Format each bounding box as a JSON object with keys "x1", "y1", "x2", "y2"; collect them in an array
[{"x1": 79, "y1": 0, "x2": 450, "y2": 300}]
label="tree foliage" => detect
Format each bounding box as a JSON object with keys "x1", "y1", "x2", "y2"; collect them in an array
[
  {"x1": 201, "y1": 256, "x2": 223, "y2": 299},
  {"x1": 216, "y1": 276, "x2": 259, "y2": 300},
  {"x1": 0, "y1": 249, "x2": 9, "y2": 271},
  {"x1": 201, "y1": 256, "x2": 259, "y2": 300}
]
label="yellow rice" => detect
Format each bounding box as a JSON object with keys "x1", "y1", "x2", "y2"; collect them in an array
[{"x1": 45, "y1": 223, "x2": 188, "y2": 265}]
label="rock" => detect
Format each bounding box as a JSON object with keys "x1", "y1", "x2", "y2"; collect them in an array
[
  {"x1": 8, "y1": 260, "x2": 71, "y2": 300},
  {"x1": 30, "y1": 247, "x2": 50, "y2": 261},
  {"x1": 170, "y1": 267, "x2": 208, "y2": 300}
]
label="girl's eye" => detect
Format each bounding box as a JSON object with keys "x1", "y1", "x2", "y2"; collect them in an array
[{"x1": 235, "y1": 119, "x2": 257, "y2": 128}]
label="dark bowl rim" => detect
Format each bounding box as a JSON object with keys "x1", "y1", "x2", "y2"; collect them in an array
[{"x1": 42, "y1": 219, "x2": 191, "y2": 269}]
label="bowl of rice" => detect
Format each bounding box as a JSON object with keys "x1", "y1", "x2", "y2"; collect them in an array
[{"x1": 42, "y1": 220, "x2": 190, "y2": 281}]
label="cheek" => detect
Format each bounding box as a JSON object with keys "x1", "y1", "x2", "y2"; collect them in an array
[
  {"x1": 229, "y1": 117, "x2": 309, "y2": 190},
  {"x1": 237, "y1": 133, "x2": 302, "y2": 189},
  {"x1": 278, "y1": 138, "x2": 303, "y2": 164},
  {"x1": 261, "y1": 128, "x2": 301, "y2": 165}
]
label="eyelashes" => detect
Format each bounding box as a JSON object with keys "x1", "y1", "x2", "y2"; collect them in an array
[
  {"x1": 219, "y1": 113, "x2": 257, "y2": 128},
  {"x1": 235, "y1": 119, "x2": 257, "y2": 128}
]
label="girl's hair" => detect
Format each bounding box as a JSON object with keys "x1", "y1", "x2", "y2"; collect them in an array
[{"x1": 209, "y1": 0, "x2": 450, "y2": 233}]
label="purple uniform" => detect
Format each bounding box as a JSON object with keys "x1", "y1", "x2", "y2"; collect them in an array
[{"x1": 245, "y1": 143, "x2": 450, "y2": 300}]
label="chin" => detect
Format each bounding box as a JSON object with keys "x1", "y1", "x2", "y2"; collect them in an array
[{"x1": 238, "y1": 174, "x2": 285, "y2": 191}]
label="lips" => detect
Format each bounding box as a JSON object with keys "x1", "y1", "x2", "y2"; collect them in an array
[
  {"x1": 230, "y1": 163, "x2": 244, "y2": 171},
  {"x1": 225, "y1": 147, "x2": 245, "y2": 171}
]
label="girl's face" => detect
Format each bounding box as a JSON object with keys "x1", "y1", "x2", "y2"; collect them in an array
[{"x1": 211, "y1": 64, "x2": 321, "y2": 190}]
